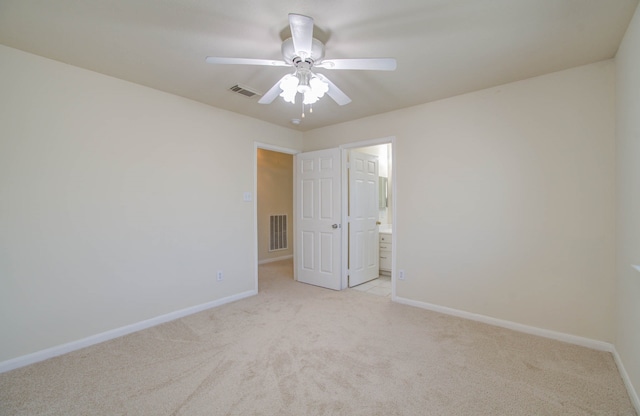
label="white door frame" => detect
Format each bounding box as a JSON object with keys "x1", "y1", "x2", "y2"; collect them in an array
[
  {"x1": 253, "y1": 142, "x2": 300, "y2": 292},
  {"x1": 340, "y1": 136, "x2": 397, "y2": 297}
]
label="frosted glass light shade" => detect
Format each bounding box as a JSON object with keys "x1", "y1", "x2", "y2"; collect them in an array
[
  {"x1": 279, "y1": 74, "x2": 299, "y2": 103},
  {"x1": 279, "y1": 73, "x2": 328, "y2": 105}
]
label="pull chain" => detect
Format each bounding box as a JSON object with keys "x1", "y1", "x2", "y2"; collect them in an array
[{"x1": 300, "y1": 103, "x2": 314, "y2": 118}]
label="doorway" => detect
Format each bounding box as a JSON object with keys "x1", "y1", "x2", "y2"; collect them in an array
[
  {"x1": 342, "y1": 139, "x2": 395, "y2": 296},
  {"x1": 254, "y1": 138, "x2": 396, "y2": 298},
  {"x1": 254, "y1": 143, "x2": 298, "y2": 292}
]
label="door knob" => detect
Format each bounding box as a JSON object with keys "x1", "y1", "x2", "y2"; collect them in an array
[{"x1": 332, "y1": 224, "x2": 340, "y2": 229}]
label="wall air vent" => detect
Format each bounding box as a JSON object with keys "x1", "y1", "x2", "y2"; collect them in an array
[
  {"x1": 229, "y1": 84, "x2": 261, "y2": 98},
  {"x1": 269, "y1": 214, "x2": 288, "y2": 251}
]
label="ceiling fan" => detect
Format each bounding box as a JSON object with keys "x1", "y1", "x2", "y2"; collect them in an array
[{"x1": 205, "y1": 14, "x2": 396, "y2": 115}]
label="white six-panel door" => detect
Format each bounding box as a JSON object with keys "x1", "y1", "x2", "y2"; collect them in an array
[
  {"x1": 295, "y1": 148, "x2": 342, "y2": 290},
  {"x1": 348, "y1": 150, "x2": 379, "y2": 287}
]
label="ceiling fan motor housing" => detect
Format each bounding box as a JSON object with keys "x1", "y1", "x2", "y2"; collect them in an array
[{"x1": 281, "y1": 37, "x2": 325, "y2": 66}]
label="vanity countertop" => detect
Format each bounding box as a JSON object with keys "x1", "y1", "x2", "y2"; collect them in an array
[{"x1": 379, "y1": 225, "x2": 393, "y2": 234}]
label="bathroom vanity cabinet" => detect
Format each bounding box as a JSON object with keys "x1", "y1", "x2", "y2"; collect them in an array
[{"x1": 379, "y1": 232, "x2": 392, "y2": 275}]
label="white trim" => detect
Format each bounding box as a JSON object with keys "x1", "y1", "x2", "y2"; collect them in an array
[
  {"x1": 0, "y1": 290, "x2": 256, "y2": 374},
  {"x1": 258, "y1": 254, "x2": 293, "y2": 265},
  {"x1": 340, "y1": 136, "x2": 395, "y2": 149},
  {"x1": 292, "y1": 153, "x2": 298, "y2": 282},
  {"x1": 390, "y1": 138, "x2": 397, "y2": 300},
  {"x1": 612, "y1": 348, "x2": 640, "y2": 413},
  {"x1": 393, "y1": 296, "x2": 613, "y2": 351},
  {"x1": 255, "y1": 143, "x2": 300, "y2": 155}
]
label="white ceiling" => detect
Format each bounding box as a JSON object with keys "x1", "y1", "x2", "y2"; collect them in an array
[{"x1": 1, "y1": 0, "x2": 637, "y2": 131}]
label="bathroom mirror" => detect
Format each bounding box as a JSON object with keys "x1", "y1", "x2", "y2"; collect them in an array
[{"x1": 379, "y1": 176, "x2": 388, "y2": 209}]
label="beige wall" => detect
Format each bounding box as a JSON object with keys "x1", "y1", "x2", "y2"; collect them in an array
[
  {"x1": 615, "y1": 3, "x2": 640, "y2": 404},
  {"x1": 0, "y1": 45, "x2": 302, "y2": 362},
  {"x1": 304, "y1": 61, "x2": 617, "y2": 342},
  {"x1": 257, "y1": 149, "x2": 293, "y2": 262}
]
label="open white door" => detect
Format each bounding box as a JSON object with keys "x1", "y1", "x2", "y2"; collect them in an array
[
  {"x1": 348, "y1": 150, "x2": 379, "y2": 287},
  {"x1": 295, "y1": 148, "x2": 342, "y2": 290}
]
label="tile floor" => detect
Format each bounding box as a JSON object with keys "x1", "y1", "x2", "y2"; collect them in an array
[{"x1": 350, "y1": 274, "x2": 392, "y2": 297}]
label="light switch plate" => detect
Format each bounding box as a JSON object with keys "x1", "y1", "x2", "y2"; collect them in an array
[{"x1": 243, "y1": 192, "x2": 252, "y2": 202}]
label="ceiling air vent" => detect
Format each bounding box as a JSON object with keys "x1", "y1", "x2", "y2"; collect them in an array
[{"x1": 229, "y1": 84, "x2": 261, "y2": 98}]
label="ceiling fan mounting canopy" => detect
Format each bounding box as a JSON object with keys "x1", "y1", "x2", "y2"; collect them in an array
[{"x1": 205, "y1": 13, "x2": 396, "y2": 109}]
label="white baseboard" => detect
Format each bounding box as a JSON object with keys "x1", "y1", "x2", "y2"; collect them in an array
[
  {"x1": 393, "y1": 296, "x2": 639, "y2": 414},
  {"x1": 0, "y1": 289, "x2": 257, "y2": 374},
  {"x1": 612, "y1": 348, "x2": 640, "y2": 413},
  {"x1": 258, "y1": 255, "x2": 293, "y2": 265},
  {"x1": 393, "y1": 296, "x2": 613, "y2": 351}
]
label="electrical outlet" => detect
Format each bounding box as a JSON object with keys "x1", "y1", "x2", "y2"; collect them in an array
[
  {"x1": 398, "y1": 269, "x2": 405, "y2": 280},
  {"x1": 216, "y1": 270, "x2": 223, "y2": 281}
]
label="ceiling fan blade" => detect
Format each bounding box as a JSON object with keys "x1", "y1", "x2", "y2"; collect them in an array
[
  {"x1": 315, "y1": 73, "x2": 351, "y2": 106},
  {"x1": 316, "y1": 58, "x2": 397, "y2": 71},
  {"x1": 258, "y1": 75, "x2": 289, "y2": 104},
  {"x1": 205, "y1": 57, "x2": 289, "y2": 67},
  {"x1": 289, "y1": 14, "x2": 314, "y2": 58}
]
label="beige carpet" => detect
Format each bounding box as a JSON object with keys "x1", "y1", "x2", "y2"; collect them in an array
[{"x1": 0, "y1": 259, "x2": 635, "y2": 415}]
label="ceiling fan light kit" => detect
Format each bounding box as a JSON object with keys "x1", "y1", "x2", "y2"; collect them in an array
[
  {"x1": 205, "y1": 13, "x2": 396, "y2": 121},
  {"x1": 278, "y1": 60, "x2": 328, "y2": 105}
]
